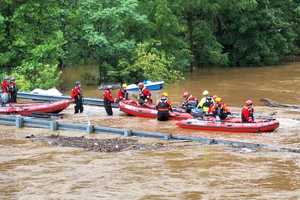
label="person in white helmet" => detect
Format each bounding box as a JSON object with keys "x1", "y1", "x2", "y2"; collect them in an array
[{"x1": 197, "y1": 90, "x2": 214, "y2": 114}]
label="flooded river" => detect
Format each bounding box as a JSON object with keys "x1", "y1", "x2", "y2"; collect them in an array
[
  {"x1": 61, "y1": 62, "x2": 300, "y2": 106},
  {"x1": 1, "y1": 63, "x2": 300, "y2": 199}
]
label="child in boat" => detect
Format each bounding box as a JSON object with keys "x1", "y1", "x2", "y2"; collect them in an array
[{"x1": 241, "y1": 100, "x2": 254, "y2": 122}]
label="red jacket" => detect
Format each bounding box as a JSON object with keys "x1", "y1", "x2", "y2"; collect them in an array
[
  {"x1": 139, "y1": 87, "x2": 152, "y2": 102},
  {"x1": 1, "y1": 80, "x2": 9, "y2": 93},
  {"x1": 117, "y1": 89, "x2": 127, "y2": 101},
  {"x1": 156, "y1": 97, "x2": 172, "y2": 112},
  {"x1": 71, "y1": 86, "x2": 81, "y2": 99},
  {"x1": 242, "y1": 106, "x2": 254, "y2": 122},
  {"x1": 103, "y1": 89, "x2": 114, "y2": 102}
]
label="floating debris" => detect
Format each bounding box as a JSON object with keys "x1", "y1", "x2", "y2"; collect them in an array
[{"x1": 26, "y1": 134, "x2": 166, "y2": 152}]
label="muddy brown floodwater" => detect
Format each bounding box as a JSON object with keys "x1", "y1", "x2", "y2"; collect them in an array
[{"x1": 1, "y1": 63, "x2": 300, "y2": 199}]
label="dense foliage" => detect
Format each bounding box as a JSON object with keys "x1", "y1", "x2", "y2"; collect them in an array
[{"x1": 0, "y1": 0, "x2": 299, "y2": 89}]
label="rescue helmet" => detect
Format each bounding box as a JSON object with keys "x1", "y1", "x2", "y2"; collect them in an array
[
  {"x1": 162, "y1": 92, "x2": 168, "y2": 97},
  {"x1": 215, "y1": 97, "x2": 222, "y2": 103},
  {"x1": 10, "y1": 77, "x2": 16, "y2": 81},
  {"x1": 182, "y1": 91, "x2": 189, "y2": 97},
  {"x1": 75, "y1": 81, "x2": 81, "y2": 86},
  {"x1": 122, "y1": 83, "x2": 127, "y2": 89},
  {"x1": 138, "y1": 82, "x2": 144, "y2": 88},
  {"x1": 202, "y1": 90, "x2": 209, "y2": 96},
  {"x1": 245, "y1": 99, "x2": 253, "y2": 106}
]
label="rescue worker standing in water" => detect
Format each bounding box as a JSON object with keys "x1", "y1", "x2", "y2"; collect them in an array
[
  {"x1": 71, "y1": 81, "x2": 83, "y2": 114},
  {"x1": 103, "y1": 86, "x2": 114, "y2": 116},
  {"x1": 241, "y1": 100, "x2": 254, "y2": 123},
  {"x1": 116, "y1": 83, "x2": 128, "y2": 102},
  {"x1": 181, "y1": 91, "x2": 198, "y2": 113},
  {"x1": 198, "y1": 90, "x2": 214, "y2": 114},
  {"x1": 156, "y1": 92, "x2": 172, "y2": 121},
  {"x1": 211, "y1": 97, "x2": 231, "y2": 120},
  {"x1": 138, "y1": 82, "x2": 152, "y2": 105}
]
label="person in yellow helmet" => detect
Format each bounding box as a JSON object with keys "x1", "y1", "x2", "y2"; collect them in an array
[
  {"x1": 197, "y1": 90, "x2": 214, "y2": 114},
  {"x1": 156, "y1": 92, "x2": 172, "y2": 121},
  {"x1": 116, "y1": 83, "x2": 128, "y2": 103},
  {"x1": 210, "y1": 97, "x2": 231, "y2": 120}
]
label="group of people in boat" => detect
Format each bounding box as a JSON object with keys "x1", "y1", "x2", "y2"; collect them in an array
[
  {"x1": 70, "y1": 81, "x2": 254, "y2": 123},
  {"x1": 1, "y1": 76, "x2": 18, "y2": 106},
  {"x1": 181, "y1": 90, "x2": 253, "y2": 122}
]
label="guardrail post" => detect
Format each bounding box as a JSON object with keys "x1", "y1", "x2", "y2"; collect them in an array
[
  {"x1": 15, "y1": 116, "x2": 23, "y2": 128},
  {"x1": 123, "y1": 129, "x2": 132, "y2": 137},
  {"x1": 86, "y1": 124, "x2": 94, "y2": 133},
  {"x1": 164, "y1": 134, "x2": 171, "y2": 140},
  {"x1": 50, "y1": 120, "x2": 58, "y2": 131}
]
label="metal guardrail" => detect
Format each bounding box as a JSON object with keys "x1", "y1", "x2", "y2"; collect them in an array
[
  {"x1": 0, "y1": 91, "x2": 119, "y2": 108},
  {"x1": 0, "y1": 114, "x2": 299, "y2": 154}
]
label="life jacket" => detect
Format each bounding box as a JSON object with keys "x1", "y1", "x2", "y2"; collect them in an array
[
  {"x1": 117, "y1": 89, "x2": 128, "y2": 100},
  {"x1": 1, "y1": 80, "x2": 9, "y2": 93},
  {"x1": 203, "y1": 96, "x2": 214, "y2": 108},
  {"x1": 241, "y1": 106, "x2": 254, "y2": 122},
  {"x1": 213, "y1": 103, "x2": 226, "y2": 115},
  {"x1": 157, "y1": 97, "x2": 170, "y2": 112},
  {"x1": 139, "y1": 87, "x2": 152, "y2": 104},
  {"x1": 103, "y1": 89, "x2": 114, "y2": 102},
  {"x1": 71, "y1": 86, "x2": 81, "y2": 99}
]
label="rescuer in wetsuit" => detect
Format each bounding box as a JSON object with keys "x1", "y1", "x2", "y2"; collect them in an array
[
  {"x1": 156, "y1": 92, "x2": 172, "y2": 121},
  {"x1": 138, "y1": 82, "x2": 152, "y2": 106},
  {"x1": 241, "y1": 100, "x2": 254, "y2": 123},
  {"x1": 210, "y1": 97, "x2": 231, "y2": 120},
  {"x1": 198, "y1": 90, "x2": 214, "y2": 114},
  {"x1": 103, "y1": 86, "x2": 114, "y2": 116},
  {"x1": 116, "y1": 83, "x2": 128, "y2": 103},
  {"x1": 181, "y1": 91, "x2": 198, "y2": 113},
  {"x1": 70, "y1": 81, "x2": 83, "y2": 114}
]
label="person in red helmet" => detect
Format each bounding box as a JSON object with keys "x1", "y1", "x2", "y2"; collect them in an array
[
  {"x1": 181, "y1": 91, "x2": 198, "y2": 113},
  {"x1": 103, "y1": 86, "x2": 114, "y2": 116},
  {"x1": 241, "y1": 100, "x2": 254, "y2": 123},
  {"x1": 70, "y1": 81, "x2": 83, "y2": 114},
  {"x1": 138, "y1": 82, "x2": 152, "y2": 105}
]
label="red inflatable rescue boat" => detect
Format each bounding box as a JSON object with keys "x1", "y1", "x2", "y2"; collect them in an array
[
  {"x1": 0, "y1": 100, "x2": 71, "y2": 116},
  {"x1": 176, "y1": 117, "x2": 279, "y2": 133},
  {"x1": 119, "y1": 100, "x2": 192, "y2": 120}
]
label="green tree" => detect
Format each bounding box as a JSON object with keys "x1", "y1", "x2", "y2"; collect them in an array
[{"x1": 78, "y1": 0, "x2": 148, "y2": 83}]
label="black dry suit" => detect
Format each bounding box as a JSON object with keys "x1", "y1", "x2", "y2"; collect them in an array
[{"x1": 156, "y1": 97, "x2": 172, "y2": 121}]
